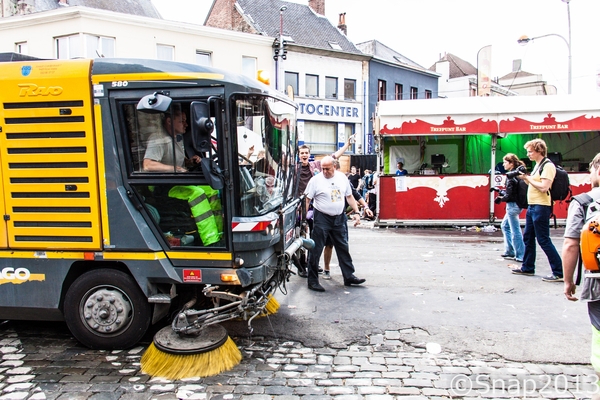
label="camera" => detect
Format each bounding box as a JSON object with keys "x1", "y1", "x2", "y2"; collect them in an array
[{"x1": 506, "y1": 165, "x2": 526, "y2": 179}]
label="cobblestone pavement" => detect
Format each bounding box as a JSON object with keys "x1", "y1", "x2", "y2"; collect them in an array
[{"x1": 0, "y1": 321, "x2": 596, "y2": 400}]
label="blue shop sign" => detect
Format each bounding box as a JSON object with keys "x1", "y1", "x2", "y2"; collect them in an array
[{"x1": 298, "y1": 100, "x2": 361, "y2": 122}]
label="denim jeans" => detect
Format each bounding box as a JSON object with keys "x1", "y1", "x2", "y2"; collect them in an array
[
  {"x1": 501, "y1": 202, "x2": 525, "y2": 261},
  {"x1": 521, "y1": 204, "x2": 563, "y2": 276},
  {"x1": 308, "y1": 209, "x2": 356, "y2": 286}
]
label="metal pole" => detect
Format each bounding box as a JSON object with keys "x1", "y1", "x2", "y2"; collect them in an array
[
  {"x1": 565, "y1": 0, "x2": 572, "y2": 94},
  {"x1": 278, "y1": 7, "x2": 285, "y2": 92}
]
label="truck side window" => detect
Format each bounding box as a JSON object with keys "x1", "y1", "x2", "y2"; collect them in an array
[
  {"x1": 123, "y1": 100, "x2": 224, "y2": 248},
  {"x1": 136, "y1": 184, "x2": 224, "y2": 248}
]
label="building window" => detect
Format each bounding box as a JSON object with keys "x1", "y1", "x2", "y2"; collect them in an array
[
  {"x1": 57, "y1": 35, "x2": 82, "y2": 59},
  {"x1": 425, "y1": 90, "x2": 432, "y2": 99},
  {"x1": 196, "y1": 51, "x2": 211, "y2": 66},
  {"x1": 378, "y1": 80, "x2": 387, "y2": 101},
  {"x1": 305, "y1": 74, "x2": 318, "y2": 97},
  {"x1": 325, "y1": 77, "x2": 337, "y2": 99},
  {"x1": 303, "y1": 121, "x2": 336, "y2": 153},
  {"x1": 242, "y1": 56, "x2": 256, "y2": 78},
  {"x1": 344, "y1": 79, "x2": 356, "y2": 100},
  {"x1": 344, "y1": 124, "x2": 354, "y2": 147},
  {"x1": 157, "y1": 44, "x2": 174, "y2": 61},
  {"x1": 410, "y1": 87, "x2": 418, "y2": 100},
  {"x1": 56, "y1": 34, "x2": 115, "y2": 59},
  {"x1": 285, "y1": 72, "x2": 299, "y2": 95},
  {"x1": 15, "y1": 42, "x2": 28, "y2": 55},
  {"x1": 87, "y1": 35, "x2": 115, "y2": 58},
  {"x1": 395, "y1": 84, "x2": 403, "y2": 100}
]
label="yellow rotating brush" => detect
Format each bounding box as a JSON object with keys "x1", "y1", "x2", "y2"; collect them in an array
[
  {"x1": 141, "y1": 324, "x2": 242, "y2": 380},
  {"x1": 265, "y1": 294, "x2": 280, "y2": 315}
]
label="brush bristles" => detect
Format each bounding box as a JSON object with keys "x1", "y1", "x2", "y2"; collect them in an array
[
  {"x1": 265, "y1": 295, "x2": 280, "y2": 315},
  {"x1": 141, "y1": 336, "x2": 242, "y2": 380}
]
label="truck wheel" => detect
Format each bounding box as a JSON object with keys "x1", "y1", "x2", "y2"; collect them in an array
[{"x1": 64, "y1": 269, "x2": 151, "y2": 349}]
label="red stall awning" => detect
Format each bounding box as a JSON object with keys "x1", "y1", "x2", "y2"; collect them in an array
[{"x1": 378, "y1": 95, "x2": 600, "y2": 136}]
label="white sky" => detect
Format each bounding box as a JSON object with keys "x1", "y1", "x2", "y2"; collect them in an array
[{"x1": 151, "y1": 0, "x2": 600, "y2": 95}]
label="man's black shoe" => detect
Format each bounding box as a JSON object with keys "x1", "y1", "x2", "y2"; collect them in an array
[
  {"x1": 308, "y1": 283, "x2": 325, "y2": 292},
  {"x1": 298, "y1": 269, "x2": 308, "y2": 278},
  {"x1": 344, "y1": 276, "x2": 366, "y2": 286}
]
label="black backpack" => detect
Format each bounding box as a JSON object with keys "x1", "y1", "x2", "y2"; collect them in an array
[
  {"x1": 515, "y1": 179, "x2": 529, "y2": 210},
  {"x1": 539, "y1": 158, "x2": 571, "y2": 202}
]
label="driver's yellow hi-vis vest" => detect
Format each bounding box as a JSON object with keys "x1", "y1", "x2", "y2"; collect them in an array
[{"x1": 168, "y1": 186, "x2": 221, "y2": 246}]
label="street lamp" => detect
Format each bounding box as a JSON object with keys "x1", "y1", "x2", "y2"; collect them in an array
[
  {"x1": 274, "y1": 5, "x2": 287, "y2": 91},
  {"x1": 517, "y1": 0, "x2": 572, "y2": 94}
]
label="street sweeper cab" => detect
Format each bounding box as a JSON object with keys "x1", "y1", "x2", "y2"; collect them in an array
[{"x1": 0, "y1": 55, "x2": 309, "y2": 370}]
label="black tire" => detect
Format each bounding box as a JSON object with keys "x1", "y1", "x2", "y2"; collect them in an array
[{"x1": 64, "y1": 269, "x2": 151, "y2": 350}]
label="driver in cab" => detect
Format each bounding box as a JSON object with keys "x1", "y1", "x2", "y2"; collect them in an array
[{"x1": 143, "y1": 108, "x2": 200, "y2": 172}]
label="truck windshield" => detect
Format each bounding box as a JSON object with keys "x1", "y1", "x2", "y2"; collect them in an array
[{"x1": 235, "y1": 95, "x2": 297, "y2": 217}]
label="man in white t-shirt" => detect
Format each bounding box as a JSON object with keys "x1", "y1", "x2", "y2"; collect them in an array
[{"x1": 304, "y1": 156, "x2": 365, "y2": 292}]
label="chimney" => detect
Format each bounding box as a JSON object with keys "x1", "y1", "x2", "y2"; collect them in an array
[
  {"x1": 308, "y1": 0, "x2": 325, "y2": 16},
  {"x1": 512, "y1": 59, "x2": 522, "y2": 72},
  {"x1": 337, "y1": 12, "x2": 347, "y2": 35}
]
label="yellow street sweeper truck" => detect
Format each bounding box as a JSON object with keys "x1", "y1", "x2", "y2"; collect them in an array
[{"x1": 0, "y1": 53, "x2": 311, "y2": 378}]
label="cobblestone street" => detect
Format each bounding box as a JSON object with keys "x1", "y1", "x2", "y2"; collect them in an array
[{"x1": 0, "y1": 321, "x2": 596, "y2": 399}]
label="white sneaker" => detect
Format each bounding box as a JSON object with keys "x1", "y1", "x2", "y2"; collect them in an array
[{"x1": 322, "y1": 271, "x2": 331, "y2": 280}]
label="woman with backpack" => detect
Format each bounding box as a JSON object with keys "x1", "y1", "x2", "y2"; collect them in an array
[{"x1": 494, "y1": 153, "x2": 527, "y2": 263}]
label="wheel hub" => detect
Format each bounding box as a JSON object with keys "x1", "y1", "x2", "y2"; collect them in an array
[
  {"x1": 153, "y1": 324, "x2": 228, "y2": 355},
  {"x1": 83, "y1": 288, "x2": 131, "y2": 334}
]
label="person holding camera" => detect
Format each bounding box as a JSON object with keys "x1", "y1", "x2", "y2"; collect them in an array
[
  {"x1": 512, "y1": 139, "x2": 563, "y2": 282},
  {"x1": 493, "y1": 154, "x2": 526, "y2": 263}
]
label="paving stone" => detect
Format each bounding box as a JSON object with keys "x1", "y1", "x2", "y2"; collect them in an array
[
  {"x1": 410, "y1": 372, "x2": 439, "y2": 380},
  {"x1": 88, "y1": 393, "x2": 124, "y2": 400},
  {"x1": 316, "y1": 379, "x2": 343, "y2": 386},
  {"x1": 332, "y1": 365, "x2": 359, "y2": 373},
  {"x1": 357, "y1": 386, "x2": 387, "y2": 395},
  {"x1": 364, "y1": 395, "x2": 394, "y2": 400},
  {"x1": 89, "y1": 376, "x2": 122, "y2": 383},
  {"x1": 381, "y1": 371, "x2": 410, "y2": 379},
  {"x1": 354, "y1": 372, "x2": 381, "y2": 378},
  {"x1": 403, "y1": 378, "x2": 434, "y2": 388},
  {"x1": 372, "y1": 378, "x2": 402, "y2": 386},
  {"x1": 329, "y1": 372, "x2": 354, "y2": 379},
  {"x1": 441, "y1": 366, "x2": 471, "y2": 374},
  {"x1": 233, "y1": 384, "x2": 265, "y2": 394},
  {"x1": 238, "y1": 395, "x2": 271, "y2": 400},
  {"x1": 287, "y1": 378, "x2": 314, "y2": 387},
  {"x1": 330, "y1": 395, "x2": 362, "y2": 400},
  {"x1": 56, "y1": 394, "x2": 91, "y2": 400},
  {"x1": 302, "y1": 372, "x2": 328, "y2": 379},
  {"x1": 265, "y1": 385, "x2": 295, "y2": 395},
  {"x1": 360, "y1": 364, "x2": 386, "y2": 372},
  {"x1": 294, "y1": 386, "x2": 325, "y2": 395},
  {"x1": 326, "y1": 386, "x2": 355, "y2": 395},
  {"x1": 421, "y1": 387, "x2": 450, "y2": 396}
]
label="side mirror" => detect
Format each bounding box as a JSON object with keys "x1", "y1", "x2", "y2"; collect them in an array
[
  {"x1": 190, "y1": 101, "x2": 214, "y2": 153},
  {"x1": 136, "y1": 92, "x2": 172, "y2": 113}
]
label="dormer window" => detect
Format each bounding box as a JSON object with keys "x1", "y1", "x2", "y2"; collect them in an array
[{"x1": 328, "y1": 42, "x2": 342, "y2": 50}]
